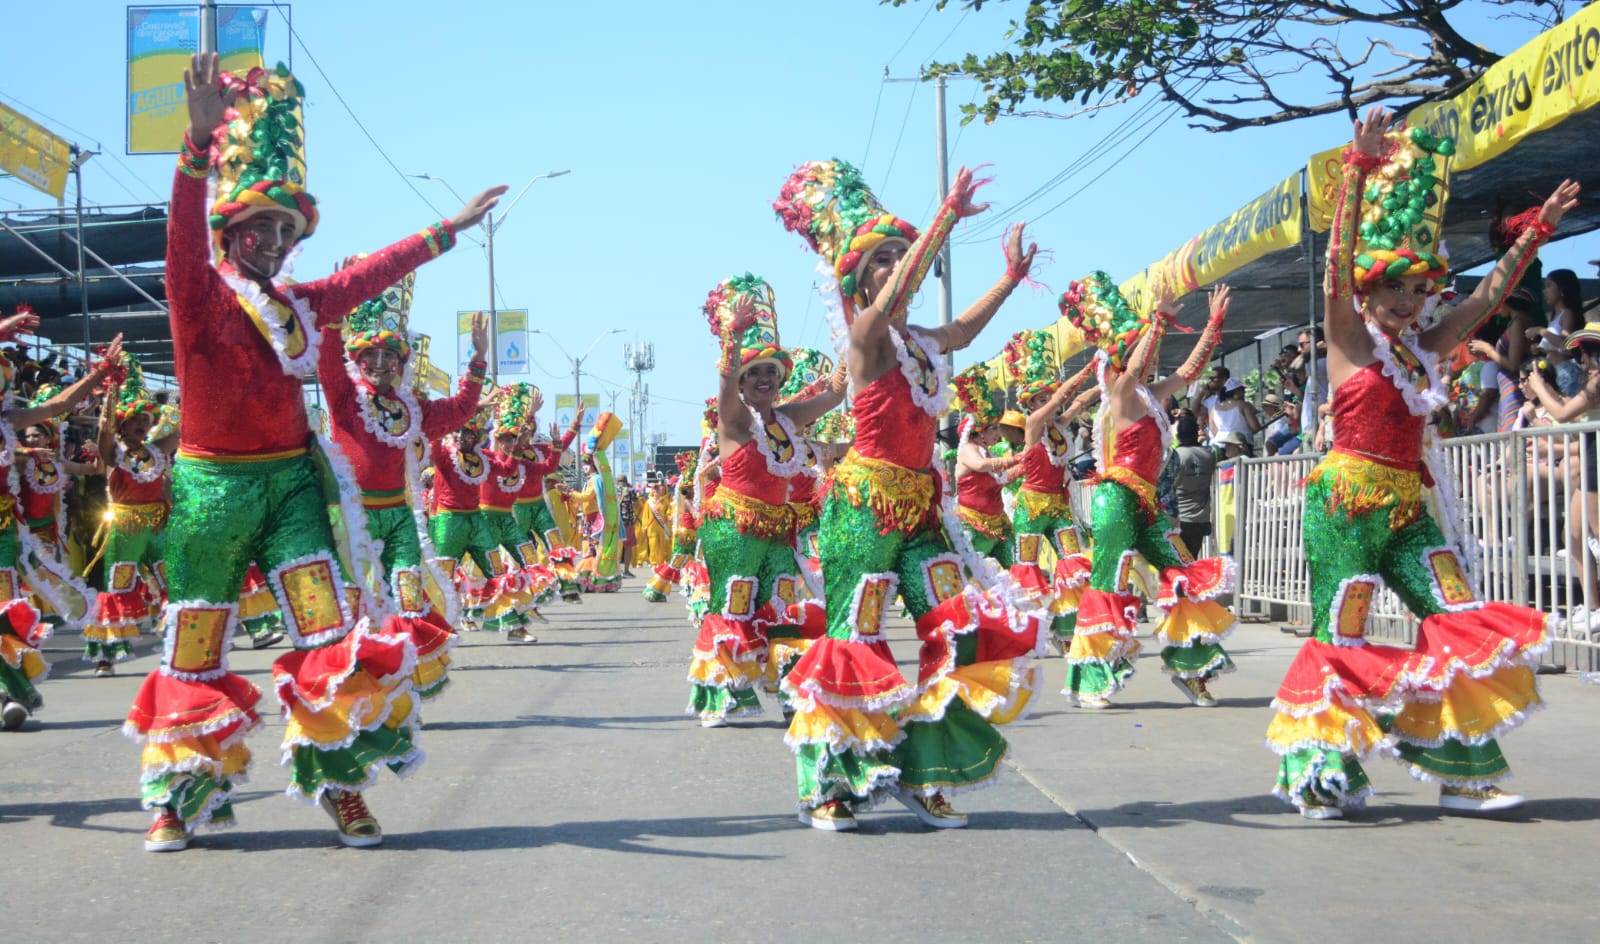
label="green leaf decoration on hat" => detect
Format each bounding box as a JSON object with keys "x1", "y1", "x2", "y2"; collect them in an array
[
  {"x1": 778, "y1": 347, "x2": 834, "y2": 405},
  {"x1": 495, "y1": 382, "x2": 536, "y2": 434}
]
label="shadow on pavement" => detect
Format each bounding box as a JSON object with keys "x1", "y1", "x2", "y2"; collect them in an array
[{"x1": 423, "y1": 713, "x2": 685, "y2": 731}]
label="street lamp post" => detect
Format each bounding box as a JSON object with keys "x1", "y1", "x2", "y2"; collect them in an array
[
  {"x1": 532, "y1": 327, "x2": 623, "y2": 474},
  {"x1": 410, "y1": 169, "x2": 569, "y2": 380}
]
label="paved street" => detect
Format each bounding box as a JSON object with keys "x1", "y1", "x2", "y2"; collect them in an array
[{"x1": 3, "y1": 583, "x2": 1598, "y2": 943}]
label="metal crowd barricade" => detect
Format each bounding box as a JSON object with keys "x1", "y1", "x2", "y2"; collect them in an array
[{"x1": 1232, "y1": 421, "x2": 1600, "y2": 669}]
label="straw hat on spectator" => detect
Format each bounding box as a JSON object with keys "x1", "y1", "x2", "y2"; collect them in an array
[
  {"x1": 1260, "y1": 393, "x2": 1285, "y2": 419},
  {"x1": 1563, "y1": 322, "x2": 1600, "y2": 350},
  {"x1": 1215, "y1": 431, "x2": 1251, "y2": 448}
]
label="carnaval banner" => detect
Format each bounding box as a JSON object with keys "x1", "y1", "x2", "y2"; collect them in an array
[
  {"x1": 1308, "y1": 2, "x2": 1600, "y2": 231},
  {"x1": 127, "y1": 5, "x2": 271, "y2": 154},
  {"x1": 1119, "y1": 169, "x2": 1303, "y2": 314},
  {"x1": 0, "y1": 103, "x2": 71, "y2": 200},
  {"x1": 495, "y1": 309, "x2": 530, "y2": 376},
  {"x1": 554, "y1": 394, "x2": 599, "y2": 432}
]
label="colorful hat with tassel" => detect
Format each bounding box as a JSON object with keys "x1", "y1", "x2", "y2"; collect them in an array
[
  {"x1": 777, "y1": 347, "x2": 834, "y2": 406},
  {"x1": 774, "y1": 159, "x2": 918, "y2": 312},
  {"x1": 704, "y1": 274, "x2": 792, "y2": 381},
  {"x1": 209, "y1": 64, "x2": 317, "y2": 246},
  {"x1": 342, "y1": 259, "x2": 414, "y2": 360},
  {"x1": 1059, "y1": 272, "x2": 1148, "y2": 373},
  {"x1": 1353, "y1": 128, "x2": 1453, "y2": 293},
  {"x1": 26, "y1": 383, "x2": 64, "y2": 445},
  {"x1": 112, "y1": 352, "x2": 160, "y2": 425},
  {"x1": 493, "y1": 382, "x2": 539, "y2": 437},
  {"x1": 701, "y1": 396, "x2": 720, "y2": 440},
  {"x1": 950, "y1": 364, "x2": 1003, "y2": 432},
  {"x1": 1003, "y1": 329, "x2": 1060, "y2": 401}
]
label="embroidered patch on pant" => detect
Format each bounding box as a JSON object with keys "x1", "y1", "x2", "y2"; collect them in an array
[
  {"x1": 923, "y1": 559, "x2": 964, "y2": 603},
  {"x1": 773, "y1": 575, "x2": 798, "y2": 609},
  {"x1": 109, "y1": 561, "x2": 138, "y2": 593},
  {"x1": 1017, "y1": 533, "x2": 1043, "y2": 564},
  {"x1": 0, "y1": 569, "x2": 16, "y2": 602},
  {"x1": 1055, "y1": 527, "x2": 1081, "y2": 555},
  {"x1": 851, "y1": 574, "x2": 897, "y2": 639},
  {"x1": 517, "y1": 543, "x2": 539, "y2": 565},
  {"x1": 1114, "y1": 553, "x2": 1139, "y2": 594},
  {"x1": 1428, "y1": 550, "x2": 1476, "y2": 607},
  {"x1": 394, "y1": 568, "x2": 426, "y2": 614},
  {"x1": 487, "y1": 549, "x2": 510, "y2": 577},
  {"x1": 279, "y1": 559, "x2": 345, "y2": 639},
  {"x1": 1333, "y1": 578, "x2": 1376, "y2": 641},
  {"x1": 170, "y1": 607, "x2": 229, "y2": 674},
  {"x1": 725, "y1": 577, "x2": 756, "y2": 619},
  {"x1": 805, "y1": 532, "x2": 820, "y2": 558}
]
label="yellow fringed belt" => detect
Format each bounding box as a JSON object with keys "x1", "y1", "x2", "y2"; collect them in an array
[
  {"x1": 1312, "y1": 450, "x2": 1423, "y2": 531},
  {"x1": 1097, "y1": 467, "x2": 1159, "y2": 523},
  {"x1": 1017, "y1": 487, "x2": 1073, "y2": 520},
  {"x1": 703, "y1": 488, "x2": 795, "y2": 542},
  {"x1": 0, "y1": 495, "x2": 13, "y2": 531},
  {"x1": 105, "y1": 501, "x2": 169, "y2": 534},
  {"x1": 790, "y1": 502, "x2": 819, "y2": 533},
  {"x1": 957, "y1": 504, "x2": 1010, "y2": 540},
  {"x1": 831, "y1": 450, "x2": 935, "y2": 535}
]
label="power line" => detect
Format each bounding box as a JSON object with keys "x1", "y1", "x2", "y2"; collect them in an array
[
  {"x1": 860, "y1": 77, "x2": 888, "y2": 172},
  {"x1": 887, "y1": 1, "x2": 937, "y2": 69},
  {"x1": 881, "y1": 81, "x2": 920, "y2": 186},
  {"x1": 265, "y1": 3, "x2": 451, "y2": 221}
]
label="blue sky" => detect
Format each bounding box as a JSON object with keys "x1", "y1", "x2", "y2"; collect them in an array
[{"x1": 2, "y1": 1, "x2": 1591, "y2": 453}]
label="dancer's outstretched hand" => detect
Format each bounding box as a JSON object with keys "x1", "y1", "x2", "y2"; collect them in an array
[
  {"x1": 470, "y1": 311, "x2": 489, "y2": 360},
  {"x1": 1538, "y1": 179, "x2": 1581, "y2": 230},
  {"x1": 1351, "y1": 106, "x2": 1392, "y2": 158},
  {"x1": 0, "y1": 309, "x2": 39, "y2": 342},
  {"x1": 450, "y1": 185, "x2": 510, "y2": 232},
  {"x1": 947, "y1": 166, "x2": 990, "y2": 220},
  {"x1": 1207, "y1": 283, "x2": 1231, "y2": 324},
  {"x1": 1153, "y1": 282, "x2": 1184, "y2": 320},
  {"x1": 185, "y1": 53, "x2": 233, "y2": 147},
  {"x1": 1004, "y1": 223, "x2": 1037, "y2": 281}
]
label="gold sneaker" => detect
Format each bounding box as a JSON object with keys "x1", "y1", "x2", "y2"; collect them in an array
[
  {"x1": 320, "y1": 789, "x2": 383, "y2": 847},
  {"x1": 1171, "y1": 675, "x2": 1218, "y2": 707},
  {"x1": 1439, "y1": 784, "x2": 1525, "y2": 814},
  {"x1": 896, "y1": 791, "x2": 969, "y2": 829},
  {"x1": 143, "y1": 808, "x2": 189, "y2": 852},
  {"x1": 799, "y1": 800, "x2": 858, "y2": 832}
]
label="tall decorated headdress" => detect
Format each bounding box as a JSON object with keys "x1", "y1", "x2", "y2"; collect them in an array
[
  {"x1": 1059, "y1": 272, "x2": 1149, "y2": 373},
  {"x1": 674, "y1": 448, "x2": 698, "y2": 482},
  {"x1": 111, "y1": 351, "x2": 160, "y2": 425},
  {"x1": 773, "y1": 158, "x2": 918, "y2": 313},
  {"x1": 950, "y1": 364, "x2": 1003, "y2": 439},
  {"x1": 777, "y1": 347, "x2": 834, "y2": 406},
  {"x1": 208, "y1": 64, "x2": 319, "y2": 246},
  {"x1": 701, "y1": 396, "x2": 720, "y2": 441},
  {"x1": 27, "y1": 384, "x2": 64, "y2": 445},
  {"x1": 460, "y1": 400, "x2": 492, "y2": 439},
  {"x1": 1352, "y1": 128, "x2": 1453, "y2": 293},
  {"x1": 495, "y1": 382, "x2": 538, "y2": 437},
  {"x1": 1002, "y1": 330, "x2": 1060, "y2": 402},
  {"x1": 342, "y1": 259, "x2": 414, "y2": 361},
  {"x1": 811, "y1": 408, "x2": 855, "y2": 445},
  {"x1": 704, "y1": 274, "x2": 792, "y2": 381}
]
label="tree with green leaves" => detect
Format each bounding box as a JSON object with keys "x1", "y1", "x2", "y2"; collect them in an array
[{"x1": 883, "y1": 0, "x2": 1570, "y2": 131}]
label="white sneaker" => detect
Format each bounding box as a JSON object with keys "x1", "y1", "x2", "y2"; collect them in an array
[
  {"x1": 1567, "y1": 605, "x2": 1590, "y2": 631},
  {"x1": 1, "y1": 700, "x2": 28, "y2": 731},
  {"x1": 1439, "y1": 784, "x2": 1525, "y2": 813}
]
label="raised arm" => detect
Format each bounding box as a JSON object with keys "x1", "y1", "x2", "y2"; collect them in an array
[
  {"x1": 420, "y1": 313, "x2": 490, "y2": 438},
  {"x1": 956, "y1": 438, "x2": 1017, "y2": 477},
  {"x1": 167, "y1": 54, "x2": 233, "y2": 319},
  {"x1": 1150, "y1": 284, "x2": 1230, "y2": 403},
  {"x1": 9, "y1": 337, "x2": 122, "y2": 430},
  {"x1": 851, "y1": 166, "x2": 989, "y2": 348},
  {"x1": 1324, "y1": 107, "x2": 1393, "y2": 365},
  {"x1": 778, "y1": 360, "x2": 849, "y2": 428},
  {"x1": 1421, "y1": 180, "x2": 1580, "y2": 355},
  {"x1": 1061, "y1": 384, "x2": 1102, "y2": 425},
  {"x1": 95, "y1": 378, "x2": 118, "y2": 470},
  {"x1": 924, "y1": 223, "x2": 1037, "y2": 355},
  {"x1": 1025, "y1": 362, "x2": 1096, "y2": 448}
]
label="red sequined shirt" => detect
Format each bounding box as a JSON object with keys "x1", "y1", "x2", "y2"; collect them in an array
[
  {"x1": 957, "y1": 469, "x2": 1005, "y2": 517},
  {"x1": 853, "y1": 368, "x2": 934, "y2": 469},
  {"x1": 1330, "y1": 362, "x2": 1425, "y2": 468},
  {"x1": 717, "y1": 439, "x2": 792, "y2": 506}
]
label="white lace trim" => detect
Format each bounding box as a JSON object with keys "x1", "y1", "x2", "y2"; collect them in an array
[
  {"x1": 1362, "y1": 318, "x2": 1447, "y2": 419},
  {"x1": 115, "y1": 440, "x2": 169, "y2": 484},
  {"x1": 443, "y1": 437, "x2": 489, "y2": 486},
  {"x1": 343, "y1": 355, "x2": 422, "y2": 451},
  {"x1": 219, "y1": 269, "x2": 322, "y2": 379},
  {"x1": 1091, "y1": 352, "x2": 1112, "y2": 471},
  {"x1": 747, "y1": 406, "x2": 812, "y2": 480},
  {"x1": 0, "y1": 420, "x2": 17, "y2": 470},
  {"x1": 22, "y1": 453, "x2": 65, "y2": 495},
  {"x1": 495, "y1": 457, "x2": 526, "y2": 494},
  {"x1": 891, "y1": 328, "x2": 952, "y2": 418}
]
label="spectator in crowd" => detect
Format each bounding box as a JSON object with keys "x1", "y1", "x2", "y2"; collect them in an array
[
  {"x1": 1526, "y1": 328, "x2": 1600, "y2": 632},
  {"x1": 616, "y1": 474, "x2": 636, "y2": 579},
  {"x1": 1458, "y1": 322, "x2": 1502, "y2": 437},
  {"x1": 1215, "y1": 430, "x2": 1253, "y2": 460},
  {"x1": 1193, "y1": 365, "x2": 1230, "y2": 439},
  {"x1": 1207, "y1": 377, "x2": 1260, "y2": 447},
  {"x1": 1467, "y1": 285, "x2": 1537, "y2": 432},
  {"x1": 1261, "y1": 394, "x2": 1301, "y2": 455},
  {"x1": 1172, "y1": 414, "x2": 1216, "y2": 557}
]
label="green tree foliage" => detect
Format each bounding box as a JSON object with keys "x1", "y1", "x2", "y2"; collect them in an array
[{"x1": 883, "y1": 1, "x2": 1569, "y2": 131}]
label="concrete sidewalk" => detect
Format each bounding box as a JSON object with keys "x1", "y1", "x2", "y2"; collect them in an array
[{"x1": 0, "y1": 590, "x2": 1594, "y2": 942}]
